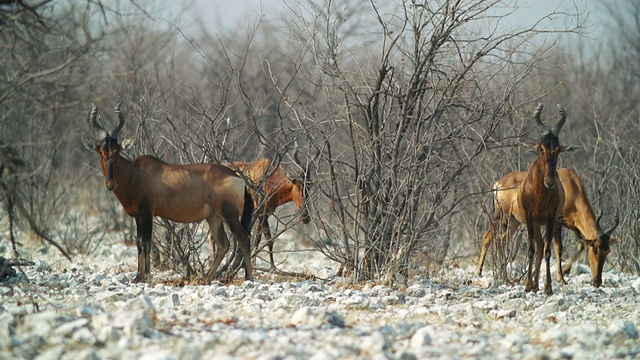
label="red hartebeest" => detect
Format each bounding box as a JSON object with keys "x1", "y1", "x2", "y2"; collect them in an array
[
  {"x1": 231, "y1": 154, "x2": 314, "y2": 268},
  {"x1": 516, "y1": 103, "x2": 567, "y2": 295},
  {"x1": 477, "y1": 168, "x2": 620, "y2": 287},
  {"x1": 83, "y1": 102, "x2": 254, "y2": 283}
]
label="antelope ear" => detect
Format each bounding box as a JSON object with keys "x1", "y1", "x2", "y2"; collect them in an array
[
  {"x1": 560, "y1": 145, "x2": 582, "y2": 153},
  {"x1": 609, "y1": 238, "x2": 619, "y2": 246},
  {"x1": 120, "y1": 138, "x2": 135, "y2": 150},
  {"x1": 293, "y1": 177, "x2": 316, "y2": 185},
  {"x1": 520, "y1": 143, "x2": 539, "y2": 153},
  {"x1": 83, "y1": 138, "x2": 99, "y2": 152}
]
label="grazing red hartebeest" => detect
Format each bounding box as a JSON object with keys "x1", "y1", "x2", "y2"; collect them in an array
[
  {"x1": 83, "y1": 102, "x2": 254, "y2": 283},
  {"x1": 516, "y1": 103, "x2": 567, "y2": 295},
  {"x1": 231, "y1": 154, "x2": 314, "y2": 268},
  {"x1": 477, "y1": 168, "x2": 620, "y2": 287}
]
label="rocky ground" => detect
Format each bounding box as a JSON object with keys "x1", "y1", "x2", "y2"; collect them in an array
[{"x1": 1, "y1": 239, "x2": 639, "y2": 360}]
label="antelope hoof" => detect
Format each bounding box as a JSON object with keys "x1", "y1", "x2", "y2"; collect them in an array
[
  {"x1": 544, "y1": 286, "x2": 553, "y2": 295},
  {"x1": 133, "y1": 273, "x2": 146, "y2": 283},
  {"x1": 562, "y1": 265, "x2": 572, "y2": 275},
  {"x1": 525, "y1": 281, "x2": 537, "y2": 293}
]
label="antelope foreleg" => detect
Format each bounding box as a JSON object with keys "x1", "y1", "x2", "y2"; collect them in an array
[
  {"x1": 553, "y1": 223, "x2": 566, "y2": 285},
  {"x1": 252, "y1": 214, "x2": 266, "y2": 259},
  {"x1": 261, "y1": 216, "x2": 276, "y2": 269},
  {"x1": 534, "y1": 225, "x2": 544, "y2": 293},
  {"x1": 562, "y1": 230, "x2": 584, "y2": 275},
  {"x1": 524, "y1": 216, "x2": 537, "y2": 292},
  {"x1": 134, "y1": 211, "x2": 153, "y2": 283},
  {"x1": 543, "y1": 220, "x2": 554, "y2": 295}
]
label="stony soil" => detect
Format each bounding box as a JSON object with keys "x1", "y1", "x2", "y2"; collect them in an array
[{"x1": 1, "y1": 241, "x2": 639, "y2": 360}]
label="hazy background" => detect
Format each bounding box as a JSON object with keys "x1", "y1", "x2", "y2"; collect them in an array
[{"x1": 1, "y1": 0, "x2": 638, "y2": 285}]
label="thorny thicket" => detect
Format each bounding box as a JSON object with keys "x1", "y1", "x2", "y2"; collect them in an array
[{"x1": 1, "y1": 0, "x2": 638, "y2": 285}]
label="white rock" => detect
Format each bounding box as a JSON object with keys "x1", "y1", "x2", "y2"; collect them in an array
[
  {"x1": 5, "y1": 241, "x2": 640, "y2": 360},
  {"x1": 360, "y1": 331, "x2": 389, "y2": 355},
  {"x1": 540, "y1": 327, "x2": 568, "y2": 346},
  {"x1": 0, "y1": 313, "x2": 14, "y2": 348},
  {"x1": 473, "y1": 300, "x2": 497, "y2": 310},
  {"x1": 71, "y1": 326, "x2": 97, "y2": 345},
  {"x1": 289, "y1": 306, "x2": 344, "y2": 328},
  {"x1": 33, "y1": 344, "x2": 65, "y2": 360},
  {"x1": 138, "y1": 348, "x2": 178, "y2": 360},
  {"x1": 19, "y1": 311, "x2": 64, "y2": 337},
  {"x1": 53, "y1": 318, "x2": 89, "y2": 337},
  {"x1": 607, "y1": 318, "x2": 638, "y2": 339},
  {"x1": 342, "y1": 294, "x2": 369, "y2": 308},
  {"x1": 35, "y1": 259, "x2": 50, "y2": 271},
  {"x1": 409, "y1": 326, "x2": 433, "y2": 348},
  {"x1": 492, "y1": 308, "x2": 516, "y2": 318}
]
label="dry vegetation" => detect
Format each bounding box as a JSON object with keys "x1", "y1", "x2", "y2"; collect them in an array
[{"x1": 1, "y1": 0, "x2": 638, "y2": 286}]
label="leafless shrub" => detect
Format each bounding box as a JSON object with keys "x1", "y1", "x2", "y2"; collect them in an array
[
  {"x1": 275, "y1": 0, "x2": 584, "y2": 284},
  {"x1": 5, "y1": 0, "x2": 640, "y2": 287}
]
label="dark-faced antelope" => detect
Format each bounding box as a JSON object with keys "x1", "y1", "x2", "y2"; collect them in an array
[
  {"x1": 477, "y1": 168, "x2": 620, "y2": 287},
  {"x1": 231, "y1": 155, "x2": 314, "y2": 268},
  {"x1": 83, "y1": 102, "x2": 254, "y2": 283},
  {"x1": 516, "y1": 103, "x2": 568, "y2": 295}
]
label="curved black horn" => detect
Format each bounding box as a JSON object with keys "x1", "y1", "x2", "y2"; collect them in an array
[
  {"x1": 293, "y1": 141, "x2": 302, "y2": 166},
  {"x1": 533, "y1": 103, "x2": 546, "y2": 131},
  {"x1": 595, "y1": 212, "x2": 604, "y2": 233},
  {"x1": 89, "y1": 103, "x2": 108, "y2": 139},
  {"x1": 292, "y1": 141, "x2": 306, "y2": 174},
  {"x1": 551, "y1": 104, "x2": 567, "y2": 136},
  {"x1": 606, "y1": 213, "x2": 620, "y2": 236},
  {"x1": 111, "y1": 100, "x2": 126, "y2": 138},
  {"x1": 292, "y1": 140, "x2": 313, "y2": 179}
]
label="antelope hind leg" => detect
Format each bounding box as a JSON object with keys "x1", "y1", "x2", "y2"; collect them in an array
[{"x1": 205, "y1": 216, "x2": 230, "y2": 284}]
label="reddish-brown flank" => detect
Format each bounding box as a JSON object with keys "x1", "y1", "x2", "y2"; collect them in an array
[
  {"x1": 84, "y1": 102, "x2": 254, "y2": 283},
  {"x1": 231, "y1": 158, "x2": 313, "y2": 268},
  {"x1": 477, "y1": 168, "x2": 619, "y2": 287}
]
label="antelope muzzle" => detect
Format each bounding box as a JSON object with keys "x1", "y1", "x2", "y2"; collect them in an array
[
  {"x1": 104, "y1": 180, "x2": 117, "y2": 191},
  {"x1": 104, "y1": 158, "x2": 117, "y2": 191},
  {"x1": 543, "y1": 175, "x2": 557, "y2": 189},
  {"x1": 301, "y1": 213, "x2": 311, "y2": 224}
]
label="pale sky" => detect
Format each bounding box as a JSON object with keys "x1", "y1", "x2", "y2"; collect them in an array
[{"x1": 161, "y1": 1, "x2": 606, "y2": 46}]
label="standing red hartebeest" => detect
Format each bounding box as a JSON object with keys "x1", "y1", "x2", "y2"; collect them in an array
[
  {"x1": 517, "y1": 103, "x2": 568, "y2": 295},
  {"x1": 231, "y1": 153, "x2": 314, "y2": 268},
  {"x1": 83, "y1": 102, "x2": 254, "y2": 283},
  {"x1": 477, "y1": 168, "x2": 620, "y2": 287}
]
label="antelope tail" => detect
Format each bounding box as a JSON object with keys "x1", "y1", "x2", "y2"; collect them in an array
[{"x1": 241, "y1": 187, "x2": 254, "y2": 234}]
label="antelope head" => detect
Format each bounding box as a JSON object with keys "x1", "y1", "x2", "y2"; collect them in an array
[
  {"x1": 528, "y1": 103, "x2": 568, "y2": 189},
  {"x1": 581, "y1": 213, "x2": 620, "y2": 287},
  {"x1": 83, "y1": 101, "x2": 134, "y2": 191}
]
